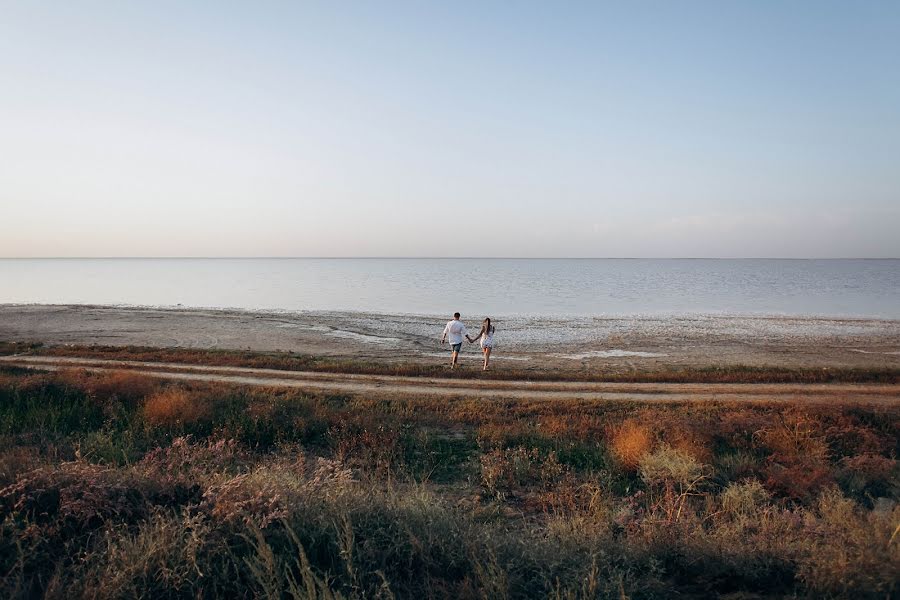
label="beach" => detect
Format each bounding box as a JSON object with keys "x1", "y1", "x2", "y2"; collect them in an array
[{"x1": 3, "y1": 304, "x2": 899, "y2": 373}]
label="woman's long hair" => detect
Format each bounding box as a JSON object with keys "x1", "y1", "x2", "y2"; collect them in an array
[{"x1": 481, "y1": 318, "x2": 494, "y2": 337}]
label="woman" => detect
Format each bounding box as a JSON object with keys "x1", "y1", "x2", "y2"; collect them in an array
[{"x1": 467, "y1": 317, "x2": 495, "y2": 371}]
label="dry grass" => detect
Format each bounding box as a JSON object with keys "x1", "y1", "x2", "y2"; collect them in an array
[
  {"x1": 23, "y1": 341, "x2": 900, "y2": 383},
  {"x1": 143, "y1": 387, "x2": 209, "y2": 427},
  {"x1": 0, "y1": 366, "x2": 898, "y2": 598},
  {"x1": 57, "y1": 369, "x2": 159, "y2": 409},
  {"x1": 609, "y1": 419, "x2": 653, "y2": 470}
]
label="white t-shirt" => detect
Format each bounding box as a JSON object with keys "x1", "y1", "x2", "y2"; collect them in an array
[{"x1": 443, "y1": 320, "x2": 468, "y2": 345}]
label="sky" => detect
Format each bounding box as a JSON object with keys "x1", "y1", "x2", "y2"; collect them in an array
[{"x1": 1, "y1": 1, "x2": 898, "y2": 258}]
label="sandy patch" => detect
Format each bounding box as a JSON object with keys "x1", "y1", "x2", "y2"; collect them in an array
[
  {"x1": 551, "y1": 349, "x2": 667, "y2": 360},
  {"x1": 423, "y1": 352, "x2": 530, "y2": 361}
]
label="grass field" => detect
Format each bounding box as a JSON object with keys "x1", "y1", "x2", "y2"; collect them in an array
[{"x1": 0, "y1": 363, "x2": 898, "y2": 598}]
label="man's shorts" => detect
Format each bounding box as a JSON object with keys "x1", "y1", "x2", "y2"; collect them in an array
[{"x1": 450, "y1": 342, "x2": 462, "y2": 353}]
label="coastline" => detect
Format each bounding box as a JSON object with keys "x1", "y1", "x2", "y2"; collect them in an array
[{"x1": 2, "y1": 303, "x2": 899, "y2": 372}]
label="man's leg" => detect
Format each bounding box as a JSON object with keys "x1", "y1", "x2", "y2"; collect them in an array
[{"x1": 451, "y1": 350, "x2": 458, "y2": 368}]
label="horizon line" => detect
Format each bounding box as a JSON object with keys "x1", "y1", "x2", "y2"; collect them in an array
[{"x1": 3, "y1": 256, "x2": 899, "y2": 260}]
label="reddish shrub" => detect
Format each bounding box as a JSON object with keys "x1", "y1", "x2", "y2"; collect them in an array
[
  {"x1": 825, "y1": 417, "x2": 888, "y2": 458},
  {"x1": 143, "y1": 388, "x2": 209, "y2": 427},
  {"x1": 56, "y1": 369, "x2": 158, "y2": 408},
  {"x1": 609, "y1": 420, "x2": 653, "y2": 470},
  {"x1": 715, "y1": 409, "x2": 770, "y2": 450},
  {"x1": 665, "y1": 424, "x2": 713, "y2": 464},
  {"x1": 837, "y1": 453, "x2": 898, "y2": 498},
  {"x1": 764, "y1": 462, "x2": 834, "y2": 501},
  {"x1": 759, "y1": 413, "x2": 830, "y2": 465}
]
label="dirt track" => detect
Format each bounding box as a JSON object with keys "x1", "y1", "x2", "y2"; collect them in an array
[{"x1": 2, "y1": 355, "x2": 899, "y2": 405}]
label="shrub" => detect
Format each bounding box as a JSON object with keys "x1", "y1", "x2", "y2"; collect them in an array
[
  {"x1": 760, "y1": 412, "x2": 834, "y2": 500},
  {"x1": 69, "y1": 370, "x2": 158, "y2": 408},
  {"x1": 667, "y1": 425, "x2": 713, "y2": 464},
  {"x1": 0, "y1": 461, "x2": 156, "y2": 548},
  {"x1": 201, "y1": 457, "x2": 353, "y2": 530},
  {"x1": 764, "y1": 461, "x2": 834, "y2": 502},
  {"x1": 720, "y1": 480, "x2": 771, "y2": 517},
  {"x1": 639, "y1": 445, "x2": 708, "y2": 523},
  {"x1": 328, "y1": 421, "x2": 402, "y2": 476},
  {"x1": 143, "y1": 388, "x2": 208, "y2": 427},
  {"x1": 136, "y1": 436, "x2": 253, "y2": 486},
  {"x1": 639, "y1": 445, "x2": 704, "y2": 489},
  {"x1": 796, "y1": 488, "x2": 900, "y2": 598},
  {"x1": 837, "y1": 453, "x2": 899, "y2": 500},
  {"x1": 609, "y1": 419, "x2": 653, "y2": 470},
  {"x1": 71, "y1": 509, "x2": 212, "y2": 599},
  {"x1": 760, "y1": 412, "x2": 830, "y2": 465},
  {"x1": 0, "y1": 446, "x2": 47, "y2": 487},
  {"x1": 714, "y1": 449, "x2": 762, "y2": 482},
  {"x1": 480, "y1": 447, "x2": 565, "y2": 499}
]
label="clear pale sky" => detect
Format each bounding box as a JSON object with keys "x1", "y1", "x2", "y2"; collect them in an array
[{"x1": 2, "y1": 2, "x2": 898, "y2": 258}]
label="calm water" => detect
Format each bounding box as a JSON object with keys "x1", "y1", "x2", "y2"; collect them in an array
[{"x1": 2, "y1": 258, "x2": 899, "y2": 319}]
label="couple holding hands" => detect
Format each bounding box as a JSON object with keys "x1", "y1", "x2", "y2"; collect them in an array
[{"x1": 440, "y1": 312, "x2": 495, "y2": 371}]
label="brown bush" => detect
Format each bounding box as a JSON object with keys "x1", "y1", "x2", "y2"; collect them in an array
[
  {"x1": 537, "y1": 414, "x2": 604, "y2": 441},
  {"x1": 837, "y1": 453, "x2": 898, "y2": 498},
  {"x1": 797, "y1": 489, "x2": 900, "y2": 597},
  {"x1": 715, "y1": 408, "x2": 770, "y2": 450},
  {"x1": 143, "y1": 388, "x2": 209, "y2": 427},
  {"x1": 764, "y1": 462, "x2": 834, "y2": 501},
  {"x1": 759, "y1": 412, "x2": 835, "y2": 500},
  {"x1": 667, "y1": 426, "x2": 713, "y2": 464},
  {"x1": 760, "y1": 412, "x2": 830, "y2": 465},
  {"x1": 56, "y1": 369, "x2": 158, "y2": 407},
  {"x1": 609, "y1": 419, "x2": 653, "y2": 470},
  {"x1": 825, "y1": 417, "x2": 889, "y2": 458},
  {"x1": 0, "y1": 446, "x2": 48, "y2": 487}
]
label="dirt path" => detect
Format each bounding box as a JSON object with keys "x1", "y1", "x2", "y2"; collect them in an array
[{"x1": 3, "y1": 354, "x2": 899, "y2": 405}]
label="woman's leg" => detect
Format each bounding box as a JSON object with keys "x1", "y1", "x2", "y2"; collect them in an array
[{"x1": 483, "y1": 347, "x2": 491, "y2": 370}]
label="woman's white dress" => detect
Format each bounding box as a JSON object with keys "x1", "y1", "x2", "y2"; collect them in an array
[{"x1": 481, "y1": 329, "x2": 494, "y2": 349}]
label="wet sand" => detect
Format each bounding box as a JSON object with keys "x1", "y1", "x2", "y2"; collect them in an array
[{"x1": 2, "y1": 304, "x2": 899, "y2": 373}]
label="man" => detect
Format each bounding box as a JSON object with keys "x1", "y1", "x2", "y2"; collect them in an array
[{"x1": 440, "y1": 312, "x2": 468, "y2": 369}]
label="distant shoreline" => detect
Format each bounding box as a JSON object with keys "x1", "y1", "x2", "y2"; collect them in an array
[{"x1": 4, "y1": 300, "x2": 900, "y2": 321}]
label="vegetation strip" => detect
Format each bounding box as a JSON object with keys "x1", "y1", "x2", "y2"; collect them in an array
[
  {"x1": 2, "y1": 341, "x2": 899, "y2": 384},
  {"x1": 0, "y1": 364, "x2": 897, "y2": 598},
  {"x1": 3, "y1": 356, "x2": 900, "y2": 406}
]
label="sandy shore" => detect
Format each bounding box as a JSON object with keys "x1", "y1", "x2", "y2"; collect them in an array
[{"x1": 2, "y1": 304, "x2": 899, "y2": 372}]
